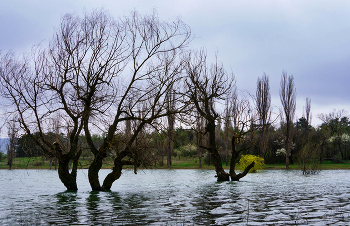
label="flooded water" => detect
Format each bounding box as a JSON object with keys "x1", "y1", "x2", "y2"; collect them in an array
[{"x1": 1, "y1": 169, "x2": 350, "y2": 225}]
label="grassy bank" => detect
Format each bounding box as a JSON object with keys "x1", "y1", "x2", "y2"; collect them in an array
[{"x1": 1, "y1": 156, "x2": 350, "y2": 170}]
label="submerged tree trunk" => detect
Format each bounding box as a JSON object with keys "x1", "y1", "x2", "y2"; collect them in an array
[
  {"x1": 207, "y1": 120, "x2": 230, "y2": 181},
  {"x1": 101, "y1": 158, "x2": 136, "y2": 191},
  {"x1": 58, "y1": 159, "x2": 77, "y2": 191},
  {"x1": 229, "y1": 136, "x2": 255, "y2": 181},
  {"x1": 88, "y1": 122, "x2": 146, "y2": 191},
  {"x1": 102, "y1": 160, "x2": 123, "y2": 191},
  {"x1": 55, "y1": 143, "x2": 82, "y2": 191},
  {"x1": 88, "y1": 151, "x2": 107, "y2": 191},
  {"x1": 102, "y1": 148, "x2": 136, "y2": 190},
  {"x1": 196, "y1": 121, "x2": 203, "y2": 168},
  {"x1": 211, "y1": 149, "x2": 230, "y2": 181}
]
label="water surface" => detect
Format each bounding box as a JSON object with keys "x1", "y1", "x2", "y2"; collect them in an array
[{"x1": 1, "y1": 169, "x2": 350, "y2": 225}]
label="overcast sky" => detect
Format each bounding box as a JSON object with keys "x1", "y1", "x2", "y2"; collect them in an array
[{"x1": 1, "y1": 0, "x2": 349, "y2": 127}]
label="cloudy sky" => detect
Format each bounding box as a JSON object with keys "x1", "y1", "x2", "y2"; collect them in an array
[{"x1": 1, "y1": 0, "x2": 349, "y2": 127}]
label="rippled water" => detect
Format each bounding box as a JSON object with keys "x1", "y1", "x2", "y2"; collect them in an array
[{"x1": 1, "y1": 169, "x2": 350, "y2": 225}]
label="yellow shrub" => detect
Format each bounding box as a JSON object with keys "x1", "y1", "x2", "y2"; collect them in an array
[{"x1": 237, "y1": 155, "x2": 264, "y2": 173}]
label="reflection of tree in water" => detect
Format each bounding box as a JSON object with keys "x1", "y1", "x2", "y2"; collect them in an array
[
  {"x1": 86, "y1": 191, "x2": 102, "y2": 223},
  {"x1": 47, "y1": 191, "x2": 79, "y2": 224},
  {"x1": 191, "y1": 182, "x2": 246, "y2": 225},
  {"x1": 107, "y1": 192, "x2": 153, "y2": 225}
]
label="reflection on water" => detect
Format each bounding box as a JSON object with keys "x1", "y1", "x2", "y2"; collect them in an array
[{"x1": 1, "y1": 169, "x2": 350, "y2": 225}]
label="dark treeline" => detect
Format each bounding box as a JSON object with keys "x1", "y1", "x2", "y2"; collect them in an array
[{"x1": 1, "y1": 9, "x2": 349, "y2": 190}]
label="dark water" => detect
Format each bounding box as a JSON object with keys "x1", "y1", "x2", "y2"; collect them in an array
[{"x1": 1, "y1": 169, "x2": 350, "y2": 225}]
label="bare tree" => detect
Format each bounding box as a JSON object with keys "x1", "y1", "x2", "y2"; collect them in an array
[
  {"x1": 0, "y1": 47, "x2": 83, "y2": 190},
  {"x1": 305, "y1": 97, "x2": 312, "y2": 127},
  {"x1": 0, "y1": 10, "x2": 191, "y2": 191},
  {"x1": 76, "y1": 11, "x2": 191, "y2": 191},
  {"x1": 166, "y1": 86, "x2": 175, "y2": 168},
  {"x1": 296, "y1": 97, "x2": 321, "y2": 174},
  {"x1": 279, "y1": 71, "x2": 296, "y2": 168},
  {"x1": 255, "y1": 73, "x2": 271, "y2": 158},
  {"x1": 318, "y1": 109, "x2": 346, "y2": 134},
  {"x1": 227, "y1": 90, "x2": 257, "y2": 181},
  {"x1": 185, "y1": 50, "x2": 233, "y2": 181}
]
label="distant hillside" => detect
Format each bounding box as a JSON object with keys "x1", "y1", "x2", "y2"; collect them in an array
[{"x1": 0, "y1": 138, "x2": 9, "y2": 154}]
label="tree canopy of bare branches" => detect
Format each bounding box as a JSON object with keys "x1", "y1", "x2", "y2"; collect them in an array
[
  {"x1": 185, "y1": 50, "x2": 232, "y2": 181},
  {"x1": 255, "y1": 74, "x2": 271, "y2": 157},
  {"x1": 279, "y1": 71, "x2": 296, "y2": 168},
  {"x1": 185, "y1": 50, "x2": 256, "y2": 181},
  {"x1": 305, "y1": 97, "x2": 312, "y2": 127},
  {"x1": 0, "y1": 9, "x2": 191, "y2": 191},
  {"x1": 227, "y1": 89, "x2": 257, "y2": 180}
]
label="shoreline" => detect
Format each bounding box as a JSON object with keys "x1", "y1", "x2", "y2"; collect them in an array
[
  {"x1": 1, "y1": 165, "x2": 350, "y2": 170},
  {"x1": 2, "y1": 157, "x2": 350, "y2": 170}
]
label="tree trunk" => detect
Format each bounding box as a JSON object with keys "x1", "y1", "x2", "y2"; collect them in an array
[
  {"x1": 197, "y1": 133, "x2": 203, "y2": 168},
  {"x1": 285, "y1": 150, "x2": 290, "y2": 168},
  {"x1": 167, "y1": 118, "x2": 174, "y2": 168},
  {"x1": 161, "y1": 148, "x2": 164, "y2": 166},
  {"x1": 88, "y1": 154, "x2": 105, "y2": 191},
  {"x1": 285, "y1": 125, "x2": 290, "y2": 169},
  {"x1": 54, "y1": 143, "x2": 81, "y2": 191},
  {"x1": 229, "y1": 142, "x2": 238, "y2": 179},
  {"x1": 207, "y1": 120, "x2": 229, "y2": 181},
  {"x1": 58, "y1": 158, "x2": 78, "y2": 191},
  {"x1": 225, "y1": 149, "x2": 228, "y2": 166},
  {"x1": 208, "y1": 152, "x2": 212, "y2": 166},
  {"x1": 167, "y1": 139, "x2": 172, "y2": 168},
  {"x1": 102, "y1": 157, "x2": 135, "y2": 190},
  {"x1": 229, "y1": 136, "x2": 255, "y2": 181},
  {"x1": 211, "y1": 149, "x2": 230, "y2": 181},
  {"x1": 102, "y1": 160, "x2": 123, "y2": 191},
  {"x1": 338, "y1": 138, "x2": 344, "y2": 160},
  {"x1": 231, "y1": 161, "x2": 255, "y2": 181}
]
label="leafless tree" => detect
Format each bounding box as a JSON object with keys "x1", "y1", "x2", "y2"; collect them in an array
[
  {"x1": 0, "y1": 9, "x2": 191, "y2": 191},
  {"x1": 227, "y1": 90, "x2": 257, "y2": 181},
  {"x1": 75, "y1": 10, "x2": 191, "y2": 191},
  {"x1": 304, "y1": 97, "x2": 312, "y2": 128},
  {"x1": 185, "y1": 50, "x2": 232, "y2": 181},
  {"x1": 166, "y1": 86, "x2": 175, "y2": 168},
  {"x1": 255, "y1": 73, "x2": 271, "y2": 158},
  {"x1": 0, "y1": 47, "x2": 83, "y2": 190},
  {"x1": 186, "y1": 50, "x2": 232, "y2": 181},
  {"x1": 185, "y1": 50, "x2": 256, "y2": 181},
  {"x1": 279, "y1": 71, "x2": 296, "y2": 168}
]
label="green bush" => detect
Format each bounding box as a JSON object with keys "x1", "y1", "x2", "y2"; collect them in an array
[{"x1": 237, "y1": 154, "x2": 264, "y2": 173}]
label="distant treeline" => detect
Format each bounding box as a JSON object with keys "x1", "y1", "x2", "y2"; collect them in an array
[{"x1": 12, "y1": 113, "x2": 350, "y2": 166}]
